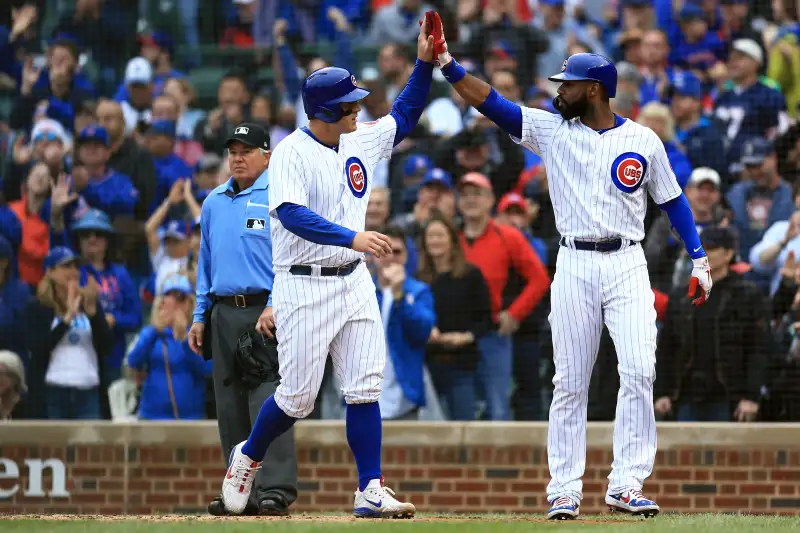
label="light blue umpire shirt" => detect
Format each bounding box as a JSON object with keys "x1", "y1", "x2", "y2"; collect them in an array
[{"x1": 193, "y1": 169, "x2": 273, "y2": 324}]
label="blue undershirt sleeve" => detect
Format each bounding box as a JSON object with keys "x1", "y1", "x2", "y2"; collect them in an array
[
  {"x1": 476, "y1": 88, "x2": 523, "y2": 140},
  {"x1": 659, "y1": 193, "x2": 706, "y2": 259},
  {"x1": 276, "y1": 202, "x2": 357, "y2": 248},
  {"x1": 390, "y1": 59, "x2": 434, "y2": 146}
]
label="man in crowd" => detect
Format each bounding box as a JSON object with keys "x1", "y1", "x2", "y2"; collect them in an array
[
  {"x1": 457, "y1": 172, "x2": 550, "y2": 421},
  {"x1": 655, "y1": 226, "x2": 767, "y2": 422},
  {"x1": 727, "y1": 138, "x2": 794, "y2": 277},
  {"x1": 714, "y1": 39, "x2": 789, "y2": 174}
]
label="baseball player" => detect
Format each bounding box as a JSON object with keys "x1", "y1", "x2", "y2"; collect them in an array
[
  {"x1": 220, "y1": 16, "x2": 436, "y2": 519},
  {"x1": 424, "y1": 13, "x2": 713, "y2": 520}
]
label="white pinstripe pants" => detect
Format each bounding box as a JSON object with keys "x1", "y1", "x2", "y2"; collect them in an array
[
  {"x1": 546, "y1": 242, "x2": 657, "y2": 503},
  {"x1": 272, "y1": 263, "x2": 386, "y2": 419}
]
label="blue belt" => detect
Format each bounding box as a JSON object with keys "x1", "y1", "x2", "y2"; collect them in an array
[{"x1": 559, "y1": 237, "x2": 637, "y2": 253}]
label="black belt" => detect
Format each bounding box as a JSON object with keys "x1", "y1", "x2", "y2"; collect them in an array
[
  {"x1": 211, "y1": 292, "x2": 270, "y2": 308},
  {"x1": 289, "y1": 259, "x2": 360, "y2": 277},
  {"x1": 559, "y1": 237, "x2": 637, "y2": 253}
]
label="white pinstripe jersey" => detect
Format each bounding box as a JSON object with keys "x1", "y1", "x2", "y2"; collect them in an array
[
  {"x1": 268, "y1": 116, "x2": 398, "y2": 268},
  {"x1": 514, "y1": 107, "x2": 682, "y2": 242}
]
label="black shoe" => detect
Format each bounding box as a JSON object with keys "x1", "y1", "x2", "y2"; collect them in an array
[
  {"x1": 208, "y1": 494, "x2": 227, "y2": 516},
  {"x1": 258, "y1": 496, "x2": 290, "y2": 516},
  {"x1": 208, "y1": 494, "x2": 259, "y2": 516}
]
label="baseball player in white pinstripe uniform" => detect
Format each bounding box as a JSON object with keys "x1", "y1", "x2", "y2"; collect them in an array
[
  {"x1": 424, "y1": 13, "x2": 713, "y2": 520},
  {"x1": 220, "y1": 17, "x2": 437, "y2": 518}
]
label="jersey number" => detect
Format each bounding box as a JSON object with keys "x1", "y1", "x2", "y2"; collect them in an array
[{"x1": 715, "y1": 106, "x2": 745, "y2": 140}]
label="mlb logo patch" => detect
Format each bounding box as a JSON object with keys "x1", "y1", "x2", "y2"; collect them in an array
[
  {"x1": 235, "y1": 126, "x2": 250, "y2": 135},
  {"x1": 246, "y1": 218, "x2": 266, "y2": 230}
]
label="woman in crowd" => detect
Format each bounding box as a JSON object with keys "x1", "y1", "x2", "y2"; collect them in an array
[
  {"x1": 163, "y1": 77, "x2": 206, "y2": 140},
  {"x1": 25, "y1": 247, "x2": 113, "y2": 419},
  {"x1": 8, "y1": 162, "x2": 52, "y2": 289},
  {"x1": 127, "y1": 275, "x2": 211, "y2": 420},
  {"x1": 637, "y1": 101, "x2": 693, "y2": 188},
  {"x1": 417, "y1": 211, "x2": 492, "y2": 420},
  {"x1": 72, "y1": 209, "x2": 142, "y2": 384}
]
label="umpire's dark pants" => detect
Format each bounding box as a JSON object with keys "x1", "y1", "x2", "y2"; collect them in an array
[{"x1": 210, "y1": 302, "x2": 298, "y2": 507}]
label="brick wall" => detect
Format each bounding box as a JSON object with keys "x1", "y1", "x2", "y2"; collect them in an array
[{"x1": 1, "y1": 422, "x2": 800, "y2": 515}]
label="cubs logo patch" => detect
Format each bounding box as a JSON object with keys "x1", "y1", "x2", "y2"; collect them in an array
[
  {"x1": 610, "y1": 152, "x2": 648, "y2": 193},
  {"x1": 345, "y1": 157, "x2": 368, "y2": 198}
]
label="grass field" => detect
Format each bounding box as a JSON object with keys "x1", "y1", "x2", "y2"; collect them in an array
[{"x1": 2, "y1": 514, "x2": 800, "y2": 533}]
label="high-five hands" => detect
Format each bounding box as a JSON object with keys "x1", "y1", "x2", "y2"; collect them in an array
[
  {"x1": 420, "y1": 11, "x2": 451, "y2": 67},
  {"x1": 688, "y1": 256, "x2": 712, "y2": 306}
]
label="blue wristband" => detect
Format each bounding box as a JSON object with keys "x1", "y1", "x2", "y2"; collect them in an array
[{"x1": 441, "y1": 58, "x2": 466, "y2": 84}]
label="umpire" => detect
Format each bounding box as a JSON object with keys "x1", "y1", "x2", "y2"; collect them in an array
[{"x1": 188, "y1": 122, "x2": 297, "y2": 516}]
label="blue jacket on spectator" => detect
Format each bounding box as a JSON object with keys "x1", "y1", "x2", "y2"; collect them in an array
[
  {"x1": 80, "y1": 263, "x2": 141, "y2": 373},
  {"x1": 81, "y1": 169, "x2": 139, "y2": 218},
  {"x1": 0, "y1": 235, "x2": 31, "y2": 360},
  {"x1": 0, "y1": 205, "x2": 22, "y2": 256},
  {"x1": 664, "y1": 141, "x2": 693, "y2": 189},
  {"x1": 127, "y1": 326, "x2": 212, "y2": 420},
  {"x1": 151, "y1": 154, "x2": 193, "y2": 214},
  {"x1": 375, "y1": 277, "x2": 436, "y2": 411},
  {"x1": 727, "y1": 179, "x2": 795, "y2": 261},
  {"x1": 33, "y1": 69, "x2": 96, "y2": 97},
  {"x1": 677, "y1": 117, "x2": 727, "y2": 180}
]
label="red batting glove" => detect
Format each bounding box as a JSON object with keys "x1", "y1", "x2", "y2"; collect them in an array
[
  {"x1": 420, "y1": 11, "x2": 451, "y2": 67},
  {"x1": 688, "y1": 256, "x2": 712, "y2": 306}
]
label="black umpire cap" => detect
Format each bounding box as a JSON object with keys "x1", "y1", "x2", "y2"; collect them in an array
[{"x1": 225, "y1": 122, "x2": 270, "y2": 150}]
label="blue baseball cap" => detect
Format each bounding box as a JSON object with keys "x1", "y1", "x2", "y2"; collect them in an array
[
  {"x1": 679, "y1": 3, "x2": 704, "y2": 20},
  {"x1": 71, "y1": 209, "x2": 116, "y2": 234},
  {"x1": 44, "y1": 246, "x2": 79, "y2": 270},
  {"x1": 161, "y1": 274, "x2": 193, "y2": 296},
  {"x1": 148, "y1": 120, "x2": 177, "y2": 138},
  {"x1": 671, "y1": 72, "x2": 702, "y2": 99},
  {"x1": 420, "y1": 168, "x2": 453, "y2": 189},
  {"x1": 161, "y1": 219, "x2": 189, "y2": 241},
  {"x1": 740, "y1": 137, "x2": 774, "y2": 165},
  {"x1": 78, "y1": 125, "x2": 110, "y2": 147},
  {"x1": 403, "y1": 154, "x2": 432, "y2": 177}
]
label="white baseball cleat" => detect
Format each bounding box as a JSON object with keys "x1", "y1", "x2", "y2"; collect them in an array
[
  {"x1": 221, "y1": 441, "x2": 261, "y2": 515},
  {"x1": 606, "y1": 489, "x2": 660, "y2": 517},
  {"x1": 547, "y1": 495, "x2": 580, "y2": 520},
  {"x1": 353, "y1": 477, "x2": 416, "y2": 519}
]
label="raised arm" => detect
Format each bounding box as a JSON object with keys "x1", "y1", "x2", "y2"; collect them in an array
[
  {"x1": 424, "y1": 11, "x2": 566, "y2": 151},
  {"x1": 425, "y1": 11, "x2": 522, "y2": 139}
]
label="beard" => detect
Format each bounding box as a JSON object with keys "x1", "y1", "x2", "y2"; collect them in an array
[{"x1": 553, "y1": 94, "x2": 590, "y2": 120}]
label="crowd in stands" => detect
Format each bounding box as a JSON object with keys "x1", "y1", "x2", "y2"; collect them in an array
[{"x1": 1, "y1": 0, "x2": 800, "y2": 423}]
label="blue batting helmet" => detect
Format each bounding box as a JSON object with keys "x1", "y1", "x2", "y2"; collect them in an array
[
  {"x1": 548, "y1": 53, "x2": 618, "y2": 98},
  {"x1": 302, "y1": 67, "x2": 370, "y2": 123}
]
